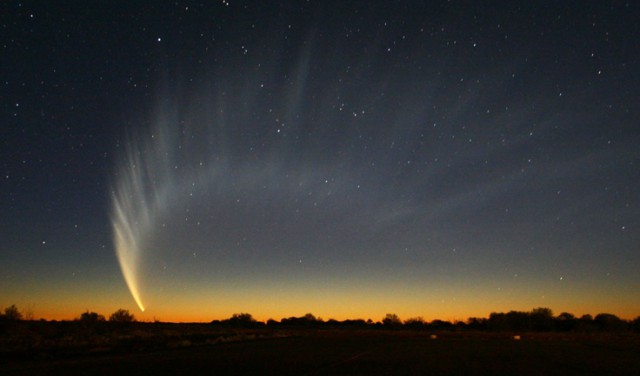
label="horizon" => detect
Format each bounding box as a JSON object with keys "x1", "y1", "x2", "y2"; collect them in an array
[{"x1": 4, "y1": 302, "x2": 639, "y2": 324}]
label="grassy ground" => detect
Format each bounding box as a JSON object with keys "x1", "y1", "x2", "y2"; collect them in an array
[{"x1": 2, "y1": 324, "x2": 640, "y2": 375}]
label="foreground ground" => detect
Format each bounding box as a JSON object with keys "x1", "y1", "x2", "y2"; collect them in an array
[{"x1": 2, "y1": 326, "x2": 640, "y2": 375}]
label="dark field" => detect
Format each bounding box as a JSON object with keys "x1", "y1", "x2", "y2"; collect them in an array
[{"x1": 3, "y1": 325, "x2": 640, "y2": 375}]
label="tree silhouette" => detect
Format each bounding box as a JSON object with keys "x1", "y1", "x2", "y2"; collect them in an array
[
  {"x1": 466, "y1": 317, "x2": 488, "y2": 330},
  {"x1": 488, "y1": 312, "x2": 507, "y2": 331},
  {"x1": 228, "y1": 313, "x2": 256, "y2": 327},
  {"x1": 231, "y1": 312, "x2": 254, "y2": 321},
  {"x1": 279, "y1": 313, "x2": 323, "y2": 327},
  {"x1": 509, "y1": 310, "x2": 532, "y2": 331},
  {"x1": 404, "y1": 317, "x2": 425, "y2": 329},
  {"x1": 530, "y1": 307, "x2": 554, "y2": 331},
  {"x1": 577, "y1": 314, "x2": 596, "y2": 332},
  {"x1": 429, "y1": 319, "x2": 454, "y2": 330},
  {"x1": 382, "y1": 313, "x2": 402, "y2": 328},
  {"x1": 555, "y1": 312, "x2": 578, "y2": 331},
  {"x1": 3, "y1": 305, "x2": 22, "y2": 321},
  {"x1": 594, "y1": 313, "x2": 626, "y2": 331},
  {"x1": 302, "y1": 313, "x2": 318, "y2": 322},
  {"x1": 109, "y1": 309, "x2": 135, "y2": 323},
  {"x1": 79, "y1": 311, "x2": 105, "y2": 323}
]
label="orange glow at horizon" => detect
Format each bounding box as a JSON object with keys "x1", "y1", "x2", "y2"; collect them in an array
[
  {"x1": 5, "y1": 276, "x2": 639, "y2": 323},
  {"x1": 3, "y1": 255, "x2": 638, "y2": 323}
]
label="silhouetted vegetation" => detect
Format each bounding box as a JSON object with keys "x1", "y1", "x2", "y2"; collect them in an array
[
  {"x1": 482, "y1": 308, "x2": 636, "y2": 333},
  {"x1": 214, "y1": 312, "x2": 263, "y2": 328},
  {"x1": 79, "y1": 311, "x2": 106, "y2": 323},
  {"x1": 632, "y1": 316, "x2": 640, "y2": 333},
  {"x1": 109, "y1": 309, "x2": 135, "y2": 323},
  {"x1": 466, "y1": 317, "x2": 488, "y2": 330},
  {"x1": 278, "y1": 313, "x2": 324, "y2": 328},
  {"x1": 555, "y1": 312, "x2": 577, "y2": 331},
  {"x1": 242, "y1": 308, "x2": 637, "y2": 333},
  {"x1": 382, "y1": 313, "x2": 402, "y2": 328},
  {"x1": 404, "y1": 317, "x2": 425, "y2": 329},
  {"x1": 2, "y1": 305, "x2": 22, "y2": 321},
  {"x1": 594, "y1": 313, "x2": 627, "y2": 331},
  {"x1": 0, "y1": 304, "x2": 637, "y2": 335},
  {"x1": 0, "y1": 305, "x2": 22, "y2": 335}
]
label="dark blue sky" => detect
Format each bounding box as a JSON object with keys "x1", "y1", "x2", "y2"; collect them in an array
[{"x1": 2, "y1": 1, "x2": 639, "y2": 321}]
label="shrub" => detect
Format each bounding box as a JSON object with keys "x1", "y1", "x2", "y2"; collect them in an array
[
  {"x1": 3, "y1": 305, "x2": 22, "y2": 321},
  {"x1": 594, "y1": 313, "x2": 626, "y2": 331},
  {"x1": 79, "y1": 311, "x2": 106, "y2": 323},
  {"x1": 382, "y1": 313, "x2": 402, "y2": 328},
  {"x1": 109, "y1": 309, "x2": 135, "y2": 323},
  {"x1": 227, "y1": 312, "x2": 256, "y2": 327}
]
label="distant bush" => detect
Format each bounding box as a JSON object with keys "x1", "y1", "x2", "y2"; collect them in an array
[
  {"x1": 466, "y1": 317, "x2": 488, "y2": 330},
  {"x1": 594, "y1": 313, "x2": 626, "y2": 331},
  {"x1": 404, "y1": 317, "x2": 425, "y2": 329},
  {"x1": 206, "y1": 308, "x2": 636, "y2": 333},
  {"x1": 3, "y1": 305, "x2": 22, "y2": 321},
  {"x1": 428, "y1": 319, "x2": 454, "y2": 331},
  {"x1": 79, "y1": 311, "x2": 105, "y2": 323},
  {"x1": 109, "y1": 309, "x2": 135, "y2": 323},
  {"x1": 555, "y1": 312, "x2": 578, "y2": 332},
  {"x1": 266, "y1": 318, "x2": 279, "y2": 327},
  {"x1": 530, "y1": 307, "x2": 554, "y2": 331},
  {"x1": 382, "y1": 313, "x2": 402, "y2": 328},
  {"x1": 228, "y1": 313, "x2": 256, "y2": 327},
  {"x1": 280, "y1": 313, "x2": 322, "y2": 327}
]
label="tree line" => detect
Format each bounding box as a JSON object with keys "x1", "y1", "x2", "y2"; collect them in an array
[
  {"x1": 2, "y1": 305, "x2": 640, "y2": 332},
  {"x1": 212, "y1": 308, "x2": 640, "y2": 333},
  {"x1": 0, "y1": 305, "x2": 135, "y2": 323}
]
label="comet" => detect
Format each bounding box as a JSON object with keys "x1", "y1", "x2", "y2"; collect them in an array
[
  {"x1": 112, "y1": 201, "x2": 146, "y2": 312},
  {"x1": 110, "y1": 120, "x2": 176, "y2": 312}
]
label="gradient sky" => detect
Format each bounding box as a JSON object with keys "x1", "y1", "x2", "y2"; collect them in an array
[{"x1": 2, "y1": 1, "x2": 639, "y2": 322}]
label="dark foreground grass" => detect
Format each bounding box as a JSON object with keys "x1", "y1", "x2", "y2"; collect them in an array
[{"x1": 3, "y1": 329, "x2": 640, "y2": 375}]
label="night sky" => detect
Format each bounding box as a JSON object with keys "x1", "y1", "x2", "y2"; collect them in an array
[{"x1": 2, "y1": 1, "x2": 639, "y2": 322}]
